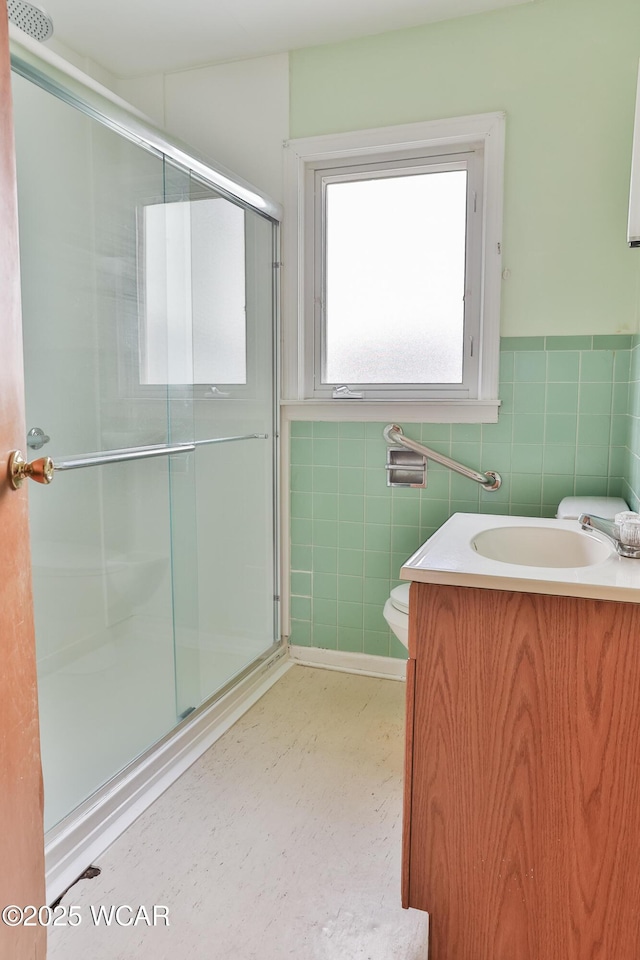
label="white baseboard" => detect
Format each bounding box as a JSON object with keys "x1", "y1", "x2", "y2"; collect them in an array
[
  {"x1": 45, "y1": 647, "x2": 292, "y2": 903},
  {"x1": 289, "y1": 645, "x2": 407, "y2": 681}
]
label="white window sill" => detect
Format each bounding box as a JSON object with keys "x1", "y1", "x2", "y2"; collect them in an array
[{"x1": 280, "y1": 399, "x2": 501, "y2": 423}]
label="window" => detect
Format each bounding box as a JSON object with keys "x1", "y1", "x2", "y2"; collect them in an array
[{"x1": 283, "y1": 113, "x2": 505, "y2": 420}]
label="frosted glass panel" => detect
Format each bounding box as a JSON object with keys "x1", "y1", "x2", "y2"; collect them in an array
[
  {"x1": 324, "y1": 170, "x2": 467, "y2": 385},
  {"x1": 141, "y1": 197, "x2": 246, "y2": 385}
]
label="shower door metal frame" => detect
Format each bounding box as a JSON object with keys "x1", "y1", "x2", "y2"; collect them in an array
[{"x1": 9, "y1": 23, "x2": 284, "y2": 899}]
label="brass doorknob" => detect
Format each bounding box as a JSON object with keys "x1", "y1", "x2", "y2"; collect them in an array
[{"x1": 8, "y1": 450, "x2": 55, "y2": 490}]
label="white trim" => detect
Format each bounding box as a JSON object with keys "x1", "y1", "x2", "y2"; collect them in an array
[
  {"x1": 280, "y1": 398, "x2": 500, "y2": 423},
  {"x1": 283, "y1": 112, "x2": 505, "y2": 412},
  {"x1": 289, "y1": 644, "x2": 407, "y2": 681},
  {"x1": 45, "y1": 649, "x2": 292, "y2": 903}
]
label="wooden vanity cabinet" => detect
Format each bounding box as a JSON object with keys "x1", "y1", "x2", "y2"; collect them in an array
[{"x1": 402, "y1": 581, "x2": 640, "y2": 960}]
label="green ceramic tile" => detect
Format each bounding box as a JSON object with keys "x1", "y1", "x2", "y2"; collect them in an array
[
  {"x1": 481, "y1": 414, "x2": 513, "y2": 444},
  {"x1": 338, "y1": 494, "x2": 365, "y2": 523},
  {"x1": 423, "y1": 469, "x2": 450, "y2": 498},
  {"x1": 611, "y1": 415, "x2": 629, "y2": 445},
  {"x1": 312, "y1": 546, "x2": 337, "y2": 574},
  {"x1": 500, "y1": 337, "x2": 545, "y2": 351},
  {"x1": 392, "y1": 551, "x2": 415, "y2": 573},
  {"x1": 337, "y1": 626, "x2": 364, "y2": 653},
  {"x1": 313, "y1": 599, "x2": 337, "y2": 625},
  {"x1": 420, "y1": 499, "x2": 451, "y2": 528},
  {"x1": 614, "y1": 350, "x2": 631, "y2": 383},
  {"x1": 364, "y1": 551, "x2": 391, "y2": 579},
  {"x1": 313, "y1": 573, "x2": 337, "y2": 600},
  {"x1": 499, "y1": 383, "x2": 514, "y2": 414},
  {"x1": 511, "y1": 443, "x2": 543, "y2": 472},
  {"x1": 291, "y1": 572, "x2": 311, "y2": 596},
  {"x1": 514, "y1": 351, "x2": 547, "y2": 382},
  {"x1": 577, "y1": 415, "x2": 611, "y2": 446},
  {"x1": 338, "y1": 549, "x2": 364, "y2": 577},
  {"x1": 421, "y1": 423, "x2": 452, "y2": 443},
  {"x1": 392, "y1": 498, "x2": 420, "y2": 526},
  {"x1": 546, "y1": 382, "x2": 579, "y2": 414},
  {"x1": 513, "y1": 382, "x2": 545, "y2": 413},
  {"x1": 365, "y1": 438, "x2": 388, "y2": 467},
  {"x1": 391, "y1": 527, "x2": 422, "y2": 556},
  {"x1": 575, "y1": 446, "x2": 610, "y2": 477},
  {"x1": 312, "y1": 623, "x2": 337, "y2": 649},
  {"x1": 339, "y1": 438, "x2": 365, "y2": 467},
  {"x1": 607, "y1": 477, "x2": 624, "y2": 497},
  {"x1": 290, "y1": 596, "x2": 311, "y2": 621},
  {"x1": 363, "y1": 577, "x2": 391, "y2": 605},
  {"x1": 290, "y1": 491, "x2": 313, "y2": 518},
  {"x1": 578, "y1": 382, "x2": 612, "y2": 415},
  {"x1": 291, "y1": 437, "x2": 313, "y2": 465},
  {"x1": 290, "y1": 545, "x2": 312, "y2": 571},
  {"x1": 339, "y1": 422, "x2": 366, "y2": 438},
  {"x1": 612, "y1": 383, "x2": 629, "y2": 415},
  {"x1": 542, "y1": 475, "x2": 576, "y2": 503},
  {"x1": 339, "y1": 521, "x2": 365, "y2": 550},
  {"x1": 499, "y1": 351, "x2": 514, "y2": 382},
  {"x1": 363, "y1": 603, "x2": 386, "y2": 631},
  {"x1": 389, "y1": 635, "x2": 409, "y2": 659},
  {"x1": 580, "y1": 350, "x2": 614, "y2": 383},
  {"x1": 592, "y1": 335, "x2": 633, "y2": 350},
  {"x1": 479, "y1": 481, "x2": 510, "y2": 503},
  {"x1": 609, "y1": 446, "x2": 628, "y2": 475},
  {"x1": 313, "y1": 421, "x2": 339, "y2": 438},
  {"x1": 547, "y1": 351, "x2": 579, "y2": 382},
  {"x1": 545, "y1": 336, "x2": 592, "y2": 350},
  {"x1": 451, "y1": 441, "x2": 481, "y2": 466},
  {"x1": 543, "y1": 445, "x2": 576, "y2": 475},
  {"x1": 575, "y1": 476, "x2": 608, "y2": 496},
  {"x1": 312, "y1": 519, "x2": 338, "y2": 547},
  {"x1": 289, "y1": 620, "x2": 311, "y2": 646},
  {"x1": 510, "y1": 473, "x2": 542, "y2": 504},
  {"x1": 313, "y1": 438, "x2": 340, "y2": 466},
  {"x1": 338, "y1": 576, "x2": 363, "y2": 603},
  {"x1": 509, "y1": 503, "x2": 543, "y2": 517},
  {"x1": 365, "y1": 422, "x2": 388, "y2": 439},
  {"x1": 365, "y1": 495, "x2": 392, "y2": 524},
  {"x1": 291, "y1": 464, "x2": 313, "y2": 491},
  {"x1": 544, "y1": 414, "x2": 578, "y2": 444},
  {"x1": 512, "y1": 414, "x2": 545, "y2": 444},
  {"x1": 364, "y1": 632, "x2": 391, "y2": 657},
  {"x1": 449, "y1": 500, "x2": 482, "y2": 514},
  {"x1": 312, "y1": 465, "x2": 339, "y2": 494},
  {"x1": 339, "y1": 467, "x2": 365, "y2": 495},
  {"x1": 313, "y1": 493, "x2": 338, "y2": 520},
  {"x1": 451, "y1": 424, "x2": 481, "y2": 441},
  {"x1": 450, "y1": 472, "x2": 480, "y2": 501},
  {"x1": 290, "y1": 421, "x2": 312, "y2": 437},
  {"x1": 364, "y1": 468, "x2": 389, "y2": 496},
  {"x1": 366, "y1": 523, "x2": 392, "y2": 552},
  {"x1": 481, "y1": 443, "x2": 512, "y2": 472},
  {"x1": 290, "y1": 518, "x2": 312, "y2": 545},
  {"x1": 478, "y1": 503, "x2": 510, "y2": 516},
  {"x1": 541, "y1": 504, "x2": 559, "y2": 518}
]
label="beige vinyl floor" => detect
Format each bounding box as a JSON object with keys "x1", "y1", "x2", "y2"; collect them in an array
[{"x1": 47, "y1": 664, "x2": 430, "y2": 960}]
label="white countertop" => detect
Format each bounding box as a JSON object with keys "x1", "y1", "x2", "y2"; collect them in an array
[{"x1": 400, "y1": 513, "x2": 640, "y2": 603}]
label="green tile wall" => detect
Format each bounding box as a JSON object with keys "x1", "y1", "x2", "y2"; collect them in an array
[
  {"x1": 290, "y1": 336, "x2": 633, "y2": 660},
  {"x1": 624, "y1": 337, "x2": 640, "y2": 510}
]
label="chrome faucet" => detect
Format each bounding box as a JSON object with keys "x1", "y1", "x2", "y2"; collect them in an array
[{"x1": 579, "y1": 513, "x2": 640, "y2": 559}]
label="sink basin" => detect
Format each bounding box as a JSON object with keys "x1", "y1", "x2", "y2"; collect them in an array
[{"x1": 471, "y1": 525, "x2": 612, "y2": 568}]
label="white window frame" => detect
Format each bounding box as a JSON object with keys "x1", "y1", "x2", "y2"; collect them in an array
[{"x1": 282, "y1": 112, "x2": 505, "y2": 423}]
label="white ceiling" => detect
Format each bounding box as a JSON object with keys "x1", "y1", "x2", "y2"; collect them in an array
[{"x1": 41, "y1": 0, "x2": 532, "y2": 78}]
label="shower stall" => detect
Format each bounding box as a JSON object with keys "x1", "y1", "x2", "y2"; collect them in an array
[{"x1": 9, "y1": 31, "x2": 282, "y2": 897}]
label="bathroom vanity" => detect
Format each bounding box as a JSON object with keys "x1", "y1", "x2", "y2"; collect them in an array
[{"x1": 400, "y1": 514, "x2": 640, "y2": 960}]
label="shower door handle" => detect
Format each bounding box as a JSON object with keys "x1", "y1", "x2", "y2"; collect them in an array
[{"x1": 8, "y1": 450, "x2": 54, "y2": 489}]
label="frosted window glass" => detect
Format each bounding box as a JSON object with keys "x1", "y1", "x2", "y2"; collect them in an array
[
  {"x1": 324, "y1": 171, "x2": 466, "y2": 385},
  {"x1": 141, "y1": 197, "x2": 246, "y2": 385}
]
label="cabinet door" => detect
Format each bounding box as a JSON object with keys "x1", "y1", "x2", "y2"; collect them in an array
[{"x1": 405, "y1": 582, "x2": 640, "y2": 960}]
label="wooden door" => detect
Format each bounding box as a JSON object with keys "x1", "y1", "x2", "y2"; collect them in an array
[{"x1": 0, "y1": 2, "x2": 47, "y2": 956}]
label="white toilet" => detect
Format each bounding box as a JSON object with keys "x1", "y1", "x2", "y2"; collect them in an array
[{"x1": 382, "y1": 495, "x2": 629, "y2": 651}]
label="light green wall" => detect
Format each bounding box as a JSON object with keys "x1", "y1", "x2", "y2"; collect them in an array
[{"x1": 290, "y1": 0, "x2": 640, "y2": 336}]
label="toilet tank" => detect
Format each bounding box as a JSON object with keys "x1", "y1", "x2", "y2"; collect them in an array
[{"x1": 556, "y1": 496, "x2": 629, "y2": 521}]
